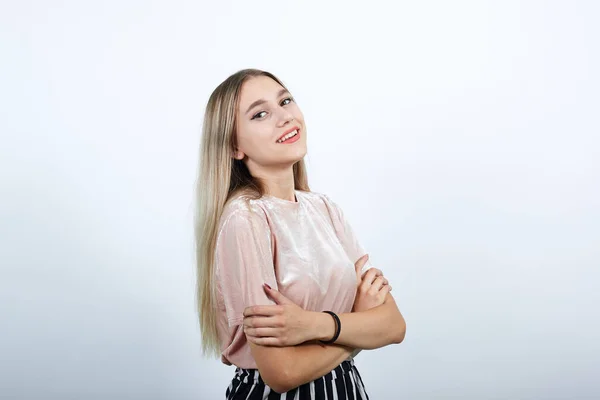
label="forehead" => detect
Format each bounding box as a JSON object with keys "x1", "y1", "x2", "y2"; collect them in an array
[{"x1": 238, "y1": 76, "x2": 285, "y2": 108}]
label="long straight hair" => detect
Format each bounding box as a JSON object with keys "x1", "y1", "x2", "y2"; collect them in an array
[{"x1": 194, "y1": 69, "x2": 310, "y2": 357}]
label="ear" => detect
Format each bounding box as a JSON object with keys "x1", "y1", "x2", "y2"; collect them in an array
[{"x1": 233, "y1": 149, "x2": 245, "y2": 160}]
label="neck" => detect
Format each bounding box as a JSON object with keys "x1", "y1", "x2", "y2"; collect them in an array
[
  {"x1": 266, "y1": 183, "x2": 296, "y2": 202},
  {"x1": 247, "y1": 162, "x2": 296, "y2": 202}
]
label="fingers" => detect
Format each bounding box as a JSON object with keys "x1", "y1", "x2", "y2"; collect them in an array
[
  {"x1": 244, "y1": 324, "x2": 287, "y2": 347},
  {"x1": 243, "y1": 315, "x2": 282, "y2": 329},
  {"x1": 378, "y1": 284, "x2": 392, "y2": 299},
  {"x1": 243, "y1": 305, "x2": 283, "y2": 318},
  {"x1": 355, "y1": 254, "x2": 369, "y2": 269},
  {"x1": 369, "y1": 276, "x2": 388, "y2": 292},
  {"x1": 360, "y1": 268, "x2": 383, "y2": 288},
  {"x1": 362, "y1": 268, "x2": 383, "y2": 283},
  {"x1": 354, "y1": 254, "x2": 369, "y2": 281},
  {"x1": 243, "y1": 326, "x2": 280, "y2": 338},
  {"x1": 263, "y1": 283, "x2": 294, "y2": 305},
  {"x1": 246, "y1": 335, "x2": 285, "y2": 347}
]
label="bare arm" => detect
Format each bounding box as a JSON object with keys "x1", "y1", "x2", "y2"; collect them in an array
[
  {"x1": 247, "y1": 294, "x2": 405, "y2": 393},
  {"x1": 244, "y1": 262, "x2": 406, "y2": 353},
  {"x1": 314, "y1": 293, "x2": 406, "y2": 350},
  {"x1": 242, "y1": 258, "x2": 404, "y2": 392},
  {"x1": 249, "y1": 340, "x2": 353, "y2": 393}
]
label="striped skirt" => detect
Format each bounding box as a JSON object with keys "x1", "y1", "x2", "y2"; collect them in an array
[{"x1": 225, "y1": 358, "x2": 369, "y2": 399}]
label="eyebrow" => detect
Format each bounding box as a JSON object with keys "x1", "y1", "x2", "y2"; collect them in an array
[{"x1": 245, "y1": 88, "x2": 290, "y2": 115}]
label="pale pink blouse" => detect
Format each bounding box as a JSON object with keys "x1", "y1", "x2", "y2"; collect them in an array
[{"x1": 214, "y1": 190, "x2": 372, "y2": 369}]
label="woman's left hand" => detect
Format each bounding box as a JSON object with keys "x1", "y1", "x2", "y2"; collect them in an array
[{"x1": 243, "y1": 284, "x2": 314, "y2": 347}]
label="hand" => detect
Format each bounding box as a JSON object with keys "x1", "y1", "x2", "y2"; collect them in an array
[
  {"x1": 352, "y1": 254, "x2": 392, "y2": 312},
  {"x1": 243, "y1": 284, "x2": 314, "y2": 347}
]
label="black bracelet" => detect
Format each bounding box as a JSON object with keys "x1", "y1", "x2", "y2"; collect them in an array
[{"x1": 320, "y1": 311, "x2": 341, "y2": 344}]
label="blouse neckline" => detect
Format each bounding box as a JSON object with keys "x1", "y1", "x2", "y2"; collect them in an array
[{"x1": 262, "y1": 190, "x2": 301, "y2": 206}]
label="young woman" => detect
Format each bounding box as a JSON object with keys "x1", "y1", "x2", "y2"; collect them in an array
[{"x1": 195, "y1": 69, "x2": 406, "y2": 399}]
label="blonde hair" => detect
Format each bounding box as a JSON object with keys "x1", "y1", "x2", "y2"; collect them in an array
[{"x1": 194, "y1": 69, "x2": 310, "y2": 357}]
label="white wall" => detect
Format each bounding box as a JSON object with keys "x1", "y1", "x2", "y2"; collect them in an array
[{"x1": 1, "y1": 1, "x2": 598, "y2": 399}]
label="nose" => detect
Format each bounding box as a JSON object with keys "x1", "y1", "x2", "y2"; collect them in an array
[{"x1": 276, "y1": 108, "x2": 295, "y2": 127}]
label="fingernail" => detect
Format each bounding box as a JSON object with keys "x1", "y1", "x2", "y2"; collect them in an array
[{"x1": 264, "y1": 283, "x2": 272, "y2": 290}]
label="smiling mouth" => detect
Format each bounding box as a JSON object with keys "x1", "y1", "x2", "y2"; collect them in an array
[{"x1": 277, "y1": 129, "x2": 300, "y2": 143}]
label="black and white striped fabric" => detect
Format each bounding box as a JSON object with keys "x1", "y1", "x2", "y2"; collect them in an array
[{"x1": 225, "y1": 359, "x2": 369, "y2": 399}]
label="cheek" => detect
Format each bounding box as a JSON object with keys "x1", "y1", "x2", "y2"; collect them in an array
[
  {"x1": 237, "y1": 125, "x2": 274, "y2": 155},
  {"x1": 292, "y1": 105, "x2": 305, "y2": 121}
]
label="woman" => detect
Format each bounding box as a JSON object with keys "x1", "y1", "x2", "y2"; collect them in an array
[{"x1": 195, "y1": 69, "x2": 406, "y2": 399}]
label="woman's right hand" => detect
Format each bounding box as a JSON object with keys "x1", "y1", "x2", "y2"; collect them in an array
[{"x1": 352, "y1": 254, "x2": 391, "y2": 312}]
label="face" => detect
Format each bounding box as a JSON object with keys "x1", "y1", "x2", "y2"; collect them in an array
[{"x1": 234, "y1": 75, "x2": 307, "y2": 174}]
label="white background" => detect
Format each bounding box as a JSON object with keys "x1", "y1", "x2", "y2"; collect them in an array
[{"x1": 1, "y1": 1, "x2": 599, "y2": 399}]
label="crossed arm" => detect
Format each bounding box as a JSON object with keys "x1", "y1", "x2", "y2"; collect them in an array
[
  {"x1": 243, "y1": 257, "x2": 407, "y2": 393},
  {"x1": 249, "y1": 293, "x2": 405, "y2": 393},
  {"x1": 314, "y1": 293, "x2": 406, "y2": 350}
]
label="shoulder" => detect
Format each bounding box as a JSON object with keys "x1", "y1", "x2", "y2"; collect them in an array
[
  {"x1": 218, "y1": 195, "x2": 270, "y2": 232},
  {"x1": 298, "y1": 190, "x2": 343, "y2": 216},
  {"x1": 297, "y1": 190, "x2": 338, "y2": 207}
]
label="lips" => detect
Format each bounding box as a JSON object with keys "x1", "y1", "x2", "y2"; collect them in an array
[{"x1": 276, "y1": 126, "x2": 300, "y2": 143}]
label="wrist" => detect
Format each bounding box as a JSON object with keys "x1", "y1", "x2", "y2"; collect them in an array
[{"x1": 313, "y1": 311, "x2": 336, "y2": 341}]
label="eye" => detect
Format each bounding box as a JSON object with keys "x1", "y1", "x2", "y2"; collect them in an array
[
  {"x1": 281, "y1": 97, "x2": 294, "y2": 106},
  {"x1": 251, "y1": 111, "x2": 267, "y2": 120}
]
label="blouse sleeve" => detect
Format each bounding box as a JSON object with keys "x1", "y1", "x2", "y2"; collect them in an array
[
  {"x1": 214, "y1": 208, "x2": 278, "y2": 327},
  {"x1": 323, "y1": 194, "x2": 374, "y2": 275}
]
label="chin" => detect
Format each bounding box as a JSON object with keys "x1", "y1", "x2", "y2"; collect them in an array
[
  {"x1": 272, "y1": 148, "x2": 307, "y2": 167},
  {"x1": 293, "y1": 151, "x2": 308, "y2": 163},
  {"x1": 280, "y1": 154, "x2": 306, "y2": 168}
]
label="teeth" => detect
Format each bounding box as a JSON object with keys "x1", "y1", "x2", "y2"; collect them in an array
[{"x1": 277, "y1": 129, "x2": 298, "y2": 143}]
